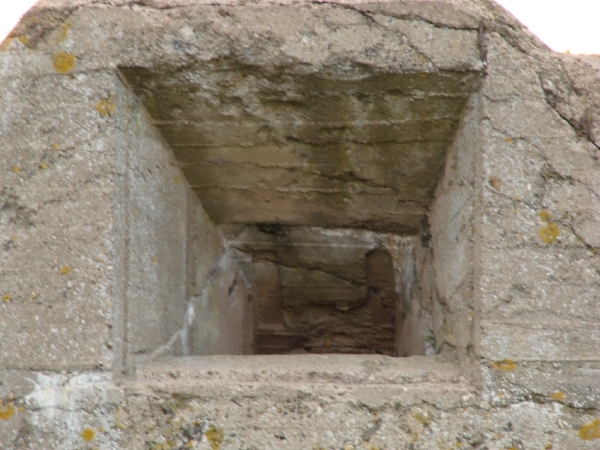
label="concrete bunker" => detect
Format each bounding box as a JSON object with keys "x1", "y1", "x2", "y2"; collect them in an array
[
  {"x1": 5, "y1": 2, "x2": 600, "y2": 446},
  {"x1": 119, "y1": 59, "x2": 481, "y2": 358}
]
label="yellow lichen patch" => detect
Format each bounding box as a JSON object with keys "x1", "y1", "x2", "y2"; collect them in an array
[
  {"x1": 0, "y1": 37, "x2": 13, "y2": 51},
  {"x1": 12, "y1": 166, "x2": 19, "y2": 173},
  {"x1": 491, "y1": 358, "x2": 516, "y2": 372},
  {"x1": 173, "y1": 175, "x2": 180, "y2": 184},
  {"x1": 205, "y1": 426, "x2": 224, "y2": 450},
  {"x1": 549, "y1": 391, "x2": 565, "y2": 402},
  {"x1": 81, "y1": 427, "x2": 95, "y2": 441},
  {"x1": 409, "y1": 431, "x2": 419, "y2": 444},
  {"x1": 17, "y1": 406, "x2": 25, "y2": 413},
  {"x1": 0, "y1": 401, "x2": 14, "y2": 420},
  {"x1": 545, "y1": 442, "x2": 553, "y2": 449},
  {"x1": 578, "y1": 419, "x2": 600, "y2": 440},
  {"x1": 538, "y1": 222, "x2": 560, "y2": 244},
  {"x1": 2, "y1": 294, "x2": 10, "y2": 303},
  {"x1": 60, "y1": 265, "x2": 71, "y2": 275},
  {"x1": 504, "y1": 136, "x2": 512, "y2": 143},
  {"x1": 52, "y1": 144, "x2": 59, "y2": 150},
  {"x1": 97, "y1": 427, "x2": 104, "y2": 432},
  {"x1": 40, "y1": 162, "x2": 48, "y2": 170},
  {"x1": 52, "y1": 51, "x2": 76, "y2": 73},
  {"x1": 96, "y1": 98, "x2": 115, "y2": 117},
  {"x1": 17, "y1": 35, "x2": 29, "y2": 46},
  {"x1": 538, "y1": 210, "x2": 552, "y2": 222},
  {"x1": 412, "y1": 412, "x2": 430, "y2": 427}
]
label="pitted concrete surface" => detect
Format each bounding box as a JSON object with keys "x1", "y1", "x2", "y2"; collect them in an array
[{"x1": 1, "y1": 0, "x2": 599, "y2": 448}]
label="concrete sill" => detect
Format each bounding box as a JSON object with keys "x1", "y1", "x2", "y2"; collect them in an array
[{"x1": 132, "y1": 354, "x2": 476, "y2": 410}]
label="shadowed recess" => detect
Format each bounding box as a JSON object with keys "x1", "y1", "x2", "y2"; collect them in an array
[{"x1": 120, "y1": 61, "x2": 480, "y2": 233}]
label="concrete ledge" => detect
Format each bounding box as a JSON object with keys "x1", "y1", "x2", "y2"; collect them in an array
[{"x1": 136, "y1": 354, "x2": 467, "y2": 385}]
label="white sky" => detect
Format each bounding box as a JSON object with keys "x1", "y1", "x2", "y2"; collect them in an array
[{"x1": 0, "y1": 0, "x2": 599, "y2": 54}]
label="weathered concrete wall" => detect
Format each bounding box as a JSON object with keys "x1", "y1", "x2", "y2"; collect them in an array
[
  {"x1": 1, "y1": 0, "x2": 599, "y2": 448},
  {"x1": 0, "y1": 67, "x2": 118, "y2": 371},
  {"x1": 114, "y1": 79, "x2": 189, "y2": 369},
  {"x1": 477, "y1": 30, "x2": 600, "y2": 410},
  {"x1": 114, "y1": 81, "x2": 248, "y2": 363},
  {"x1": 426, "y1": 91, "x2": 482, "y2": 376}
]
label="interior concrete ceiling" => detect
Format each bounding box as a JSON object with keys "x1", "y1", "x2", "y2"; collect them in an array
[{"x1": 122, "y1": 61, "x2": 480, "y2": 233}]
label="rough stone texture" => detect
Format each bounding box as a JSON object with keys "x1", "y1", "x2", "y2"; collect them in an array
[
  {"x1": 0, "y1": 70, "x2": 118, "y2": 371},
  {"x1": 1, "y1": 0, "x2": 600, "y2": 448}
]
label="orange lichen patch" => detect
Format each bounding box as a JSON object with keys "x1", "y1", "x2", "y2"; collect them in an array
[
  {"x1": 205, "y1": 426, "x2": 224, "y2": 450},
  {"x1": 96, "y1": 98, "x2": 115, "y2": 117},
  {"x1": 538, "y1": 223, "x2": 560, "y2": 244},
  {"x1": 2, "y1": 294, "x2": 10, "y2": 303},
  {"x1": 578, "y1": 419, "x2": 600, "y2": 440},
  {"x1": 538, "y1": 210, "x2": 552, "y2": 222},
  {"x1": 0, "y1": 401, "x2": 14, "y2": 420},
  {"x1": 549, "y1": 391, "x2": 565, "y2": 402},
  {"x1": 52, "y1": 51, "x2": 76, "y2": 73},
  {"x1": 81, "y1": 427, "x2": 95, "y2": 441},
  {"x1": 491, "y1": 358, "x2": 516, "y2": 372},
  {"x1": 60, "y1": 265, "x2": 71, "y2": 275},
  {"x1": 12, "y1": 166, "x2": 19, "y2": 173},
  {"x1": 504, "y1": 136, "x2": 512, "y2": 143},
  {"x1": 57, "y1": 22, "x2": 71, "y2": 42},
  {"x1": 489, "y1": 177, "x2": 502, "y2": 190}
]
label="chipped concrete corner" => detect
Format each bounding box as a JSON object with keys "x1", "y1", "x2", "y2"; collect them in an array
[{"x1": 1, "y1": 0, "x2": 599, "y2": 448}]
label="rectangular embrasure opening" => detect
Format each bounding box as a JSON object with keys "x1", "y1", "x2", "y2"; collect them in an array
[
  {"x1": 226, "y1": 226, "x2": 415, "y2": 356},
  {"x1": 119, "y1": 62, "x2": 480, "y2": 359}
]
